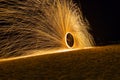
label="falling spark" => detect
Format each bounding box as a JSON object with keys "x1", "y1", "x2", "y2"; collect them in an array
[{"x1": 0, "y1": 0, "x2": 94, "y2": 59}]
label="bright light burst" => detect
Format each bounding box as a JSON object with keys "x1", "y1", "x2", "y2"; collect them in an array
[{"x1": 0, "y1": 0, "x2": 94, "y2": 58}]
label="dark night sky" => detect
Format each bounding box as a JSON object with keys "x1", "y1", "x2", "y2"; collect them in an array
[{"x1": 74, "y1": 0, "x2": 120, "y2": 46}]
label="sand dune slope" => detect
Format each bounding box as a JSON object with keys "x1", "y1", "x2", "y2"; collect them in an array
[{"x1": 0, "y1": 45, "x2": 120, "y2": 80}]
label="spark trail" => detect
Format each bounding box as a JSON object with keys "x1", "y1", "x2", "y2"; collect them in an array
[{"x1": 0, "y1": 0, "x2": 94, "y2": 58}]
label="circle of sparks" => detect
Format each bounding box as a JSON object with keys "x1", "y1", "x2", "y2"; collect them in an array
[{"x1": 65, "y1": 32, "x2": 74, "y2": 48}]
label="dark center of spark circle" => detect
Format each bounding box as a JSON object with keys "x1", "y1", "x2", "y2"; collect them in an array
[{"x1": 66, "y1": 33, "x2": 74, "y2": 47}]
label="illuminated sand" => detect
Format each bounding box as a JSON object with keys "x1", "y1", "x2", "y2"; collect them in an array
[{"x1": 0, "y1": 45, "x2": 120, "y2": 80}]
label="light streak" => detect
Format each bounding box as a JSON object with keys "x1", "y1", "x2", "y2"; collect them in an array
[{"x1": 0, "y1": 0, "x2": 94, "y2": 58}]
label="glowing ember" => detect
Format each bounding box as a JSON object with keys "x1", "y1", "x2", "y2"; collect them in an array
[{"x1": 0, "y1": 0, "x2": 94, "y2": 58}]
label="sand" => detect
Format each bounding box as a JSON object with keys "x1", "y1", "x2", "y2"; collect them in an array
[{"x1": 0, "y1": 45, "x2": 120, "y2": 80}]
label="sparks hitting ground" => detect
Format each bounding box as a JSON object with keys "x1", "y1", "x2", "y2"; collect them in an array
[{"x1": 0, "y1": 0, "x2": 94, "y2": 58}]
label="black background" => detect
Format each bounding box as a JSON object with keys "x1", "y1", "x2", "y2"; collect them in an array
[{"x1": 74, "y1": 0, "x2": 120, "y2": 46}]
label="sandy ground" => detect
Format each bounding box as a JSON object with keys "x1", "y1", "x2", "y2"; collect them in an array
[{"x1": 0, "y1": 45, "x2": 120, "y2": 80}]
